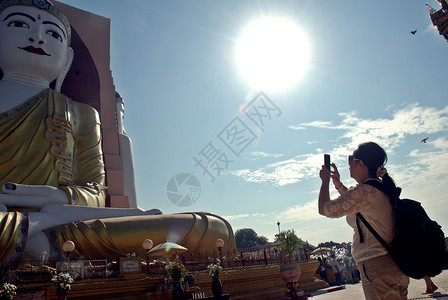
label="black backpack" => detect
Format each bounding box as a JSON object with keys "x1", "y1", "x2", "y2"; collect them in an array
[{"x1": 356, "y1": 179, "x2": 447, "y2": 279}]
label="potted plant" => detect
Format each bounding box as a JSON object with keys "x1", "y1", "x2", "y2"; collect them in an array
[
  {"x1": 207, "y1": 259, "x2": 223, "y2": 297},
  {"x1": 276, "y1": 229, "x2": 303, "y2": 283},
  {"x1": 166, "y1": 259, "x2": 188, "y2": 300},
  {"x1": 0, "y1": 283, "x2": 17, "y2": 300},
  {"x1": 51, "y1": 272, "x2": 74, "y2": 300}
]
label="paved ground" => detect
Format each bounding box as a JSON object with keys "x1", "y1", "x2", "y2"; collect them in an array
[{"x1": 309, "y1": 270, "x2": 448, "y2": 300}]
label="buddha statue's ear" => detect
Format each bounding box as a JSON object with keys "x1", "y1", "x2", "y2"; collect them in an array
[{"x1": 55, "y1": 47, "x2": 74, "y2": 93}]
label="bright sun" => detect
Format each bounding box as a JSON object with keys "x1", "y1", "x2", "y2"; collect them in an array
[{"x1": 236, "y1": 17, "x2": 310, "y2": 92}]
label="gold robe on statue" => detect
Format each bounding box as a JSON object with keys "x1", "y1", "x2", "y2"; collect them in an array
[
  {"x1": 0, "y1": 88, "x2": 106, "y2": 207},
  {"x1": 0, "y1": 89, "x2": 106, "y2": 267},
  {"x1": 0, "y1": 90, "x2": 236, "y2": 266},
  {"x1": 45, "y1": 212, "x2": 236, "y2": 261}
]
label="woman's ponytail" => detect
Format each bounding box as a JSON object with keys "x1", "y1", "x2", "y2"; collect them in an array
[{"x1": 379, "y1": 170, "x2": 401, "y2": 202}]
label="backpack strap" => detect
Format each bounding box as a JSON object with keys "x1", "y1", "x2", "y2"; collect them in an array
[
  {"x1": 356, "y1": 213, "x2": 364, "y2": 243},
  {"x1": 364, "y1": 178, "x2": 402, "y2": 205},
  {"x1": 356, "y1": 179, "x2": 392, "y2": 249},
  {"x1": 356, "y1": 212, "x2": 391, "y2": 251},
  {"x1": 363, "y1": 179, "x2": 387, "y2": 194}
]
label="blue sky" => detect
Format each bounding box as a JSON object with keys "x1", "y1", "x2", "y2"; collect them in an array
[{"x1": 60, "y1": 0, "x2": 448, "y2": 246}]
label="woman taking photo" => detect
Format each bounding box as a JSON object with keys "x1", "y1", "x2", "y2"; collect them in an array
[{"x1": 318, "y1": 142, "x2": 409, "y2": 299}]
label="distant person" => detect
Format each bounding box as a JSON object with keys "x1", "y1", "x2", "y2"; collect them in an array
[
  {"x1": 317, "y1": 257, "x2": 328, "y2": 283},
  {"x1": 329, "y1": 254, "x2": 343, "y2": 285},
  {"x1": 354, "y1": 263, "x2": 361, "y2": 282},
  {"x1": 344, "y1": 259, "x2": 357, "y2": 283},
  {"x1": 423, "y1": 275, "x2": 438, "y2": 294},
  {"x1": 318, "y1": 142, "x2": 409, "y2": 299},
  {"x1": 349, "y1": 259, "x2": 361, "y2": 283}
]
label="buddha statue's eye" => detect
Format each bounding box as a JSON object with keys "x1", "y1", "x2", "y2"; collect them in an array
[
  {"x1": 46, "y1": 29, "x2": 62, "y2": 42},
  {"x1": 7, "y1": 20, "x2": 30, "y2": 28}
]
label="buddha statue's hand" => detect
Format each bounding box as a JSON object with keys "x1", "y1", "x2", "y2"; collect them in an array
[{"x1": 0, "y1": 183, "x2": 68, "y2": 208}]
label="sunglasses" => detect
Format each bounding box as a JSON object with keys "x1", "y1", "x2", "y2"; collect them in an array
[{"x1": 348, "y1": 155, "x2": 361, "y2": 164}]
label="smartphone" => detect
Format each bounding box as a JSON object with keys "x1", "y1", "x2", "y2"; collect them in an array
[{"x1": 324, "y1": 154, "x2": 331, "y2": 170}]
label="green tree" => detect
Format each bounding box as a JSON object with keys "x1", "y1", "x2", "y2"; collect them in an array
[
  {"x1": 235, "y1": 228, "x2": 268, "y2": 249},
  {"x1": 275, "y1": 229, "x2": 303, "y2": 263}
]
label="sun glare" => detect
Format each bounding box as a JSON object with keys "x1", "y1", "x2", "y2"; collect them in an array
[{"x1": 236, "y1": 17, "x2": 310, "y2": 92}]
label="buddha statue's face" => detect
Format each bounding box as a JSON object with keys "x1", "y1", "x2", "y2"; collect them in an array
[{"x1": 0, "y1": 5, "x2": 72, "y2": 83}]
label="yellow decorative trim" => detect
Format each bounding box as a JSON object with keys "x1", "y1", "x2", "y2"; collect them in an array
[{"x1": 45, "y1": 114, "x2": 75, "y2": 185}]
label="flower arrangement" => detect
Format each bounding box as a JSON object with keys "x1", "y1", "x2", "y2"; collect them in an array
[
  {"x1": 166, "y1": 259, "x2": 187, "y2": 282},
  {"x1": 51, "y1": 273, "x2": 74, "y2": 294},
  {"x1": 0, "y1": 283, "x2": 17, "y2": 300},
  {"x1": 207, "y1": 259, "x2": 223, "y2": 278}
]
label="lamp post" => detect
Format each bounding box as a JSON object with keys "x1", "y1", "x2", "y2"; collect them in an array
[
  {"x1": 215, "y1": 239, "x2": 224, "y2": 267},
  {"x1": 277, "y1": 222, "x2": 281, "y2": 234},
  {"x1": 62, "y1": 241, "x2": 75, "y2": 261},
  {"x1": 142, "y1": 239, "x2": 153, "y2": 275}
]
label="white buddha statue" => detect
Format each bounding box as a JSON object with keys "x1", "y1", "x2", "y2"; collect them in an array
[
  {"x1": 115, "y1": 91, "x2": 138, "y2": 209},
  {"x1": 0, "y1": 0, "x2": 235, "y2": 268}
]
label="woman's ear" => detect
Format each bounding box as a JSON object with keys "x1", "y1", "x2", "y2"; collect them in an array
[
  {"x1": 361, "y1": 161, "x2": 371, "y2": 176},
  {"x1": 361, "y1": 161, "x2": 368, "y2": 170},
  {"x1": 55, "y1": 47, "x2": 74, "y2": 92}
]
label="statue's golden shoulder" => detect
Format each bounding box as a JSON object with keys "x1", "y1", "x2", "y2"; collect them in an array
[{"x1": 50, "y1": 90, "x2": 101, "y2": 135}]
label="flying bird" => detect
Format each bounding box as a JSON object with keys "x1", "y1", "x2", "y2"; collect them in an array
[
  {"x1": 411, "y1": 30, "x2": 417, "y2": 35},
  {"x1": 421, "y1": 137, "x2": 429, "y2": 143}
]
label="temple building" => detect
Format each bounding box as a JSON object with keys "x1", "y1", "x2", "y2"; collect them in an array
[{"x1": 427, "y1": 1, "x2": 448, "y2": 42}]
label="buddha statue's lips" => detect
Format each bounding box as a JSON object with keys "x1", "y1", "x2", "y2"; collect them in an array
[{"x1": 18, "y1": 46, "x2": 50, "y2": 56}]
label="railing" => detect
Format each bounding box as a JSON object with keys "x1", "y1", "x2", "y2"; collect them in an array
[
  {"x1": 56, "y1": 259, "x2": 109, "y2": 280},
  {"x1": 178, "y1": 246, "x2": 310, "y2": 272},
  {"x1": 2, "y1": 246, "x2": 314, "y2": 282},
  {"x1": 2, "y1": 259, "x2": 118, "y2": 284}
]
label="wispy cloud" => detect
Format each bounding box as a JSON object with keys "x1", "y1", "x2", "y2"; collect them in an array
[
  {"x1": 230, "y1": 154, "x2": 320, "y2": 186},
  {"x1": 223, "y1": 212, "x2": 269, "y2": 222},
  {"x1": 277, "y1": 200, "x2": 320, "y2": 223},
  {"x1": 288, "y1": 125, "x2": 306, "y2": 130},
  {"x1": 391, "y1": 137, "x2": 448, "y2": 200},
  {"x1": 230, "y1": 208, "x2": 351, "y2": 244},
  {"x1": 291, "y1": 120, "x2": 333, "y2": 129},
  {"x1": 222, "y1": 213, "x2": 250, "y2": 221},
  {"x1": 228, "y1": 103, "x2": 448, "y2": 240},
  {"x1": 423, "y1": 23, "x2": 439, "y2": 34},
  {"x1": 249, "y1": 151, "x2": 284, "y2": 160},
  {"x1": 231, "y1": 103, "x2": 448, "y2": 187}
]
